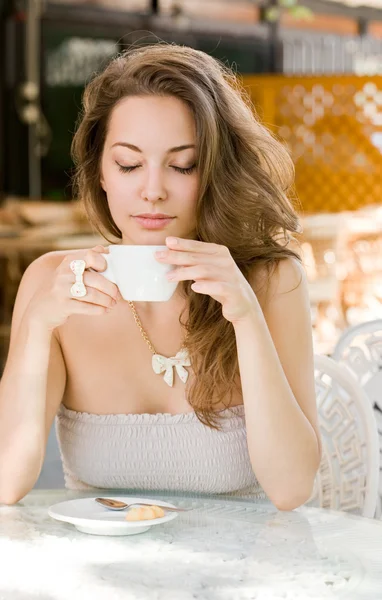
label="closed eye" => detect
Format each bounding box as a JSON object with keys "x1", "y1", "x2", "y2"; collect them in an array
[
  {"x1": 116, "y1": 163, "x2": 140, "y2": 173},
  {"x1": 116, "y1": 163, "x2": 197, "y2": 175},
  {"x1": 172, "y1": 165, "x2": 197, "y2": 175}
]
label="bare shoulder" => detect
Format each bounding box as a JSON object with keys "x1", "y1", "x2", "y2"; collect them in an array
[
  {"x1": 21, "y1": 248, "x2": 88, "y2": 289},
  {"x1": 249, "y1": 257, "x2": 307, "y2": 311},
  {"x1": 13, "y1": 248, "x2": 90, "y2": 323},
  {"x1": 25, "y1": 248, "x2": 84, "y2": 277}
]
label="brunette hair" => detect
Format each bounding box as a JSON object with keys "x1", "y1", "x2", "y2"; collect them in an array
[{"x1": 72, "y1": 43, "x2": 301, "y2": 428}]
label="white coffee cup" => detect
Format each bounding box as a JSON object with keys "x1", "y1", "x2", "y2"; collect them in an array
[{"x1": 100, "y1": 245, "x2": 177, "y2": 302}]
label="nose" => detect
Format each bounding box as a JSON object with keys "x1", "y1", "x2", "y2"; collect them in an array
[{"x1": 140, "y1": 167, "x2": 167, "y2": 203}]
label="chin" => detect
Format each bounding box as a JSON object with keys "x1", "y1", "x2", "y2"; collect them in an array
[
  {"x1": 120, "y1": 231, "x2": 168, "y2": 246},
  {"x1": 119, "y1": 222, "x2": 196, "y2": 245}
]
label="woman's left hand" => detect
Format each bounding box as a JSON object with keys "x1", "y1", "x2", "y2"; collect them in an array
[{"x1": 155, "y1": 237, "x2": 258, "y2": 324}]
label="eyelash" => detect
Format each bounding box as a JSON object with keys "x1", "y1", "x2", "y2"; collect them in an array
[{"x1": 116, "y1": 163, "x2": 196, "y2": 175}]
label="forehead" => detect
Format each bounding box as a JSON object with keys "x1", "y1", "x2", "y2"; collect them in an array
[{"x1": 106, "y1": 95, "x2": 196, "y2": 147}]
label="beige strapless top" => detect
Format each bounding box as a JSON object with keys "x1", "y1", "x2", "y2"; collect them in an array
[{"x1": 55, "y1": 404, "x2": 265, "y2": 499}]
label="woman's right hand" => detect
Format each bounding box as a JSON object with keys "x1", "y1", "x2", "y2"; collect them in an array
[{"x1": 25, "y1": 246, "x2": 120, "y2": 331}]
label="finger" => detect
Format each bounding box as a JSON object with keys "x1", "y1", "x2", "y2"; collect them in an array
[
  {"x1": 91, "y1": 245, "x2": 110, "y2": 254},
  {"x1": 155, "y1": 249, "x2": 221, "y2": 267},
  {"x1": 61, "y1": 248, "x2": 108, "y2": 274},
  {"x1": 191, "y1": 280, "x2": 228, "y2": 297},
  {"x1": 82, "y1": 271, "x2": 119, "y2": 301},
  {"x1": 68, "y1": 301, "x2": 110, "y2": 317},
  {"x1": 165, "y1": 237, "x2": 224, "y2": 255},
  {"x1": 83, "y1": 247, "x2": 110, "y2": 272},
  {"x1": 166, "y1": 264, "x2": 226, "y2": 282},
  {"x1": 69, "y1": 286, "x2": 116, "y2": 309}
]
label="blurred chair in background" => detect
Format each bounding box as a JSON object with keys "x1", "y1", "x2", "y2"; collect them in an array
[
  {"x1": 333, "y1": 319, "x2": 382, "y2": 518},
  {"x1": 308, "y1": 354, "x2": 379, "y2": 519}
]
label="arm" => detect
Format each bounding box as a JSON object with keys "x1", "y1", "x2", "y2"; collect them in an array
[
  {"x1": 156, "y1": 237, "x2": 321, "y2": 510},
  {"x1": 0, "y1": 245, "x2": 118, "y2": 504},
  {"x1": 0, "y1": 255, "x2": 66, "y2": 505},
  {"x1": 234, "y1": 258, "x2": 321, "y2": 510}
]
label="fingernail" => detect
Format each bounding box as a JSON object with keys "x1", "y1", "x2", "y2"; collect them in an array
[{"x1": 155, "y1": 251, "x2": 166, "y2": 258}]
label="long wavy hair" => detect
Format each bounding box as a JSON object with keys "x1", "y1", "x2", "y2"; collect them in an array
[{"x1": 71, "y1": 43, "x2": 301, "y2": 428}]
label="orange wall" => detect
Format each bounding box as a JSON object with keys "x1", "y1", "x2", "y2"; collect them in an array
[
  {"x1": 369, "y1": 22, "x2": 382, "y2": 39},
  {"x1": 243, "y1": 74, "x2": 382, "y2": 214}
]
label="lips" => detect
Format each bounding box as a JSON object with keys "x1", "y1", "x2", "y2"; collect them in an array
[
  {"x1": 135, "y1": 214, "x2": 172, "y2": 219},
  {"x1": 132, "y1": 215, "x2": 175, "y2": 230}
]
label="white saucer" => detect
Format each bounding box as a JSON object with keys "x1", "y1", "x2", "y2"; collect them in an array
[{"x1": 48, "y1": 496, "x2": 179, "y2": 536}]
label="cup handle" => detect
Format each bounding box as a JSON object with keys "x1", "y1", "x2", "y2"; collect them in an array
[{"x1": 100, "y1": 253, "x2": 117, "y2": 284}]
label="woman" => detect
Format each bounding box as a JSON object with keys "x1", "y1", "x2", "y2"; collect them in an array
[{"x1": 0, "y1": 44, "x2": 321, "y2": 507}]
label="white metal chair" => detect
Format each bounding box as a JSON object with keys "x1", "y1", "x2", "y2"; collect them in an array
[
  {"x1": 307, "y1": 354, "x2": 379, "y2": 518},
  {"x1": 332, "y1": 319, "x2": 382, "y2": 518}
]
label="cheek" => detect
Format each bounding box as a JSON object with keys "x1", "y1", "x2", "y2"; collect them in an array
[
  {"x1": 177, "y1": 174, "x2": 199, "y2": 199},
  {"x1": 103, "y1": 171, "x2": 134, "y2": 204},
  {"x1": 101, "y1": 157, "x2": 128, "y2": 192},
  {"x1": 185, "y1": 179, "x2": 199, "y2": 208},
  {"x1": 102, "y1": 175, "x2": 128, "y2": 216}
]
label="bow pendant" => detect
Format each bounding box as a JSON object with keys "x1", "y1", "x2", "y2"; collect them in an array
[{"x1": 152, "y1": 349, "x2": 191, "y2": 387}]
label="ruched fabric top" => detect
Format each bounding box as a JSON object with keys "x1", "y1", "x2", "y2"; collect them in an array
[{"x1": 55, "y1": 404, "x2": 265, "y2": 498}]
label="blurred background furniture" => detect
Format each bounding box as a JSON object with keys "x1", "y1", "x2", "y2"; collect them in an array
[
  {"x1": 290, "y1": 207, "x2": 382, "y2": 355},
  {"x1": 294, "y1": 212, "x2": 349, "y2": 354},
  {"x1": 333, "y1": 319, "x2": 382, "y2": 518},
  {"x1": 339, "y1": 210, "x2": 382, "y2": 327},
  {"x1": 308, "y1": 353, "x2": 379, "y2": 518}
]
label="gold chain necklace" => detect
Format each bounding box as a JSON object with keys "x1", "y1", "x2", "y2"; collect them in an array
[{"x1": 128, "y1": 301, "x2": 191, "y2": 388}]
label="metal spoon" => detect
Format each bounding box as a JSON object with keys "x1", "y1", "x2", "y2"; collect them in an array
[{"x1": 95, "y1": 497, "x2": 191, "y2": 512}]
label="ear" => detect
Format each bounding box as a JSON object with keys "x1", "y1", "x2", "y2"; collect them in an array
[{"x1": 100, "y1": 175, "x2": 106, "y2": 192}]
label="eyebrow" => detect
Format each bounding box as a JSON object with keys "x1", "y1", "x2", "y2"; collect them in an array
[{"x1": 111, "y1": 142, "x2": 196, "y2": 154}]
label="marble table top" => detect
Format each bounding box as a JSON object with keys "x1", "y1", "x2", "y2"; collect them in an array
[{"x1": 1, "y1": 489, "x2": 382, "y2": 600}]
